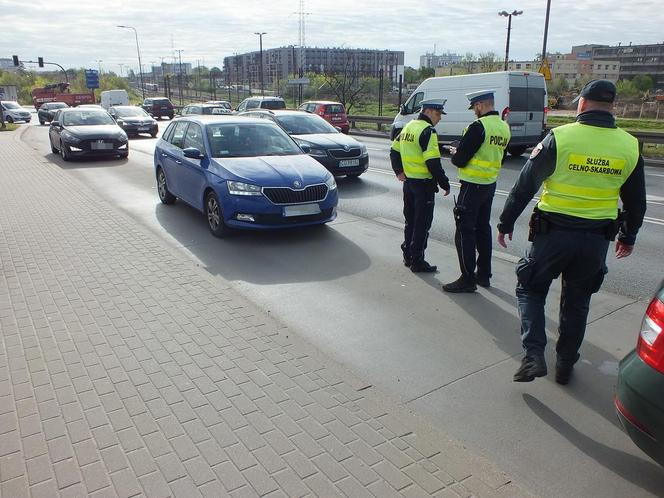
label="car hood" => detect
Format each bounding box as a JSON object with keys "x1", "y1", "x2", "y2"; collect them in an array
[
  {"x1": 65, "y1": 125, "x2": 126, "y2": 138},
  {"x1": 210, "y1": 154, "x2": 329, "y2": 186},
  {"x1": 292, "y1": 133, "x2": 360, "y2": 148}
]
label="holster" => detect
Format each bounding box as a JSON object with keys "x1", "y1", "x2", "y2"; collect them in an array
[
  {"x1": 605, "y1": 209, "x2": 622, "y2": 241},
  {"x1": 528, "y1": 207, "x2": 550, "y2": 242}
]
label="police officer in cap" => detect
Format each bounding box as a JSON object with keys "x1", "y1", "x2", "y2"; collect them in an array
[
  {"x1": 443, "y1": 90, "x2": 511, "y2": 292},
  {"x1": 497, "y1": 79, "x2": 646, "y2": 384},
  {"x1": 390, "y1": 98, "x2": 451, "y2": 272}
]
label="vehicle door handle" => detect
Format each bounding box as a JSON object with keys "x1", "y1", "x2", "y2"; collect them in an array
[
  {"x1": 160, "y1": 153, "x2": 168, "y2": 157},
  {"x1": 175, "y1": 160, "x2": 182, "y2": 164},
  {"x1": 529, "y1": 112, "x2": 533, "y2": 120}
]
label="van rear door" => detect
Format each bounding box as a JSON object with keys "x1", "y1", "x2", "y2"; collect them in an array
[{"x1": 508, "y1": 73, "x2": 546, "y2": 149}]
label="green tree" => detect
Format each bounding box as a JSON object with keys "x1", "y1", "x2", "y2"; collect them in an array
[
  {"x1": 478, "y1": 52, "x2": 500, "y2": 73},
  {"x1": 616, "y1": 79, "x2": 640, "y2": 99},
  {"x1": 549, "y1": 76, "x2": 569, "y2": 96},
  {"x1": 631, "y1": 74, "x2": 654, "y2": 92},
  {"x1": 461, "y1": 53, "x2": 477, "y2": 74},
  {"x1": 417, "y1": 67, "x2": 434, "y2": 80},
  {"x1": 404, "y1": 66, "x2": 418, "y2": 84}
]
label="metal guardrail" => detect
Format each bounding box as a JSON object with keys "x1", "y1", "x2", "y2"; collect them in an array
[{"x1": 347, "y1": 115, "x2": 664, "y2": 148}]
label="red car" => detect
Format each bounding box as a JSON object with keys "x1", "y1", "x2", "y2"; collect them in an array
[{"x1": 299, "y1": 101, "x2": 350, "y2": 134}]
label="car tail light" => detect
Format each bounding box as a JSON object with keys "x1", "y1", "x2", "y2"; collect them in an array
[
  {"x1": 501, "y1": 107, "x2": 510, "y2": 121},
  {"x1": 636, "y1": 296, "x2": 664, "y2": 373},
  {"x1": 543, "y1": 106, "x2": 549, "y2": 125}
]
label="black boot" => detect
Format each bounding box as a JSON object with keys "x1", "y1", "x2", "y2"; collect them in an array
[
  {"x1": 410, "y1": 260, "x2": 438, "y2": 273},
  {"x1": 442, "y1": 275, "x2": 477, "y2": 293},
  {"x1": 555, "y1": 354, "x2": 580, "y2": 385},
  {"x1": 513, "y1": 355, "x2": 548, "y2": 382},
  {"x1": 475, "y1": 272, "x2": 490, "y2": 288}
]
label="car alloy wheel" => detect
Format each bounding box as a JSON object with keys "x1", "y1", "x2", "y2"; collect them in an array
[
  {"x1": 205, "y1": 191, "x2": 228, "y2": 238},
  {"x1": 6, "y1": 116, "x2": 13, "y2": 124},
  {"x1": 157, "y1": 168, "x2": 176, "y2": 204},
  {"x1": 60, "y1": 141, "x2": 71, "y2": 161},
  {"x1": 49, "y1": 137, "x2": 58, "y2": 154}
]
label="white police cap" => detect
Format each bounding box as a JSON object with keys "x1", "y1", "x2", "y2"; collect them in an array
[
  {"x1": 420, "y1": 98, "x2": 447, "y2": 114},
  {"x1": 466, "y1": 90, "x2": 496, "y2": 109}
]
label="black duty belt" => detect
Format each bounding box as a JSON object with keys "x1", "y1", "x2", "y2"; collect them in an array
[{"x1": 548, "y1": 223, "x2": 609, "y2": 235}]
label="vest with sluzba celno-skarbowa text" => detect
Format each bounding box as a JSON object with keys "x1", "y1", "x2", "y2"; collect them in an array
[
  {"x1": 538, "y1": 122, "x2": 639, "y2": 220},
  {"x1": 458, "y1": 115, "x2": 510, "y2": 184},
  {"x1": 392, "y1": 119, "x2": 440, "y2": 179}
]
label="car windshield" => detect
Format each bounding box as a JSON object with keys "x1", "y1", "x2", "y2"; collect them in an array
[
  {"x1": 275, "y1": 114, "x2": 338, "y2": 135},
  {"x1": 3, "y1": 102, "x2": 21, "y2": 109},
  {"x1": 206, "y1": 123, "x2": 302, "y2": 158},
  {"x1": 261, "y1": 100, "x2": 286, "y2": 110},
  {"x1": 62, "y1": 111, "x2": 115, "y2": 126},
  {"x1": 115, "y1": 107, "x2": 150, "y2": 118}
]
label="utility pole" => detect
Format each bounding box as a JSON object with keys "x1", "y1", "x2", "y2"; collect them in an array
[
  {"x1": 196, "y1": 59, "x2": 201, "y2": 99},
  {"x1": 175, "y1": 49, "x2": 184, "y2": 105},
  {"x1": 254, "y1": 32, "x2": 267, "y2": 97},
  {"x1": 234, "y1": 53, "x2": 240, "y2": 104},
  {"x1": 540, "y1": 0, "x2": 552, "y2": 74}
]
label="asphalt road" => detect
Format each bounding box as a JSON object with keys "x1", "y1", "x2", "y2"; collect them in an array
[{"x1": 20, "y1": 121, "x2": 664, "y2": 497}]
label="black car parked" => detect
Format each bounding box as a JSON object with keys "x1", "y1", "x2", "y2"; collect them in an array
[
  {"x1": 142, "y1": 97, "x2": 175, "y2": 119},
  {"x1": 239, "y1": 109, "x2": 369, "y2": 178},
  {"x1": 48, "y1": 108, "x2": 128, "y2": 161},
  {"x1": 38, "y1": 102, "x2": 69, "y2": 124},
  {"x1": 108, "y1": 106, "x2": 159, "y2": 137}
]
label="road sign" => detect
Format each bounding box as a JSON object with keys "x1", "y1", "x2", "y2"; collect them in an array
[
  {"x1": 287, "y1": 78, "x2": 310, "y2": 85},
  {"x1": 85, "y1": 69, "x2": 99, "y2": 89},
  {"x1": 539, "y1": 60, "x2": 552, "y2": 81}
]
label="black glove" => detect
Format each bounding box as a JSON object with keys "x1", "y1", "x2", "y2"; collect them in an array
[{"x1": 439, "y1": 176, "x2": 450, "y2": 192}]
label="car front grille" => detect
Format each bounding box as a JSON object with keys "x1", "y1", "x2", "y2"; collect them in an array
[
  {"x1": 328, "y1": 147, "x2": 361, "y2": 159},
  {"x1": 263, "y1": 184, "x2": 328, "y2": 205},
  {"x1": 79, "y1": 138, "x2": 123, "y2": 151}
]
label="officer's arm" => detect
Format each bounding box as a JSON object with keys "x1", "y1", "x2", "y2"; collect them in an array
[
  {"x1": 617, "y1": 154, "x2": 647, "y2": 245},
  {"x1": 389, "y1": 137, "x2": 404, "y2": 176},
  {"x1": 498, "y1": 133, "x2": 557, "y2": 234},
  {"x1": 420, "y1": 127, "x2": 450, "y2": 190},
  {"x1": 451, "y1": 121, "x2": 484, "y2": 167}
]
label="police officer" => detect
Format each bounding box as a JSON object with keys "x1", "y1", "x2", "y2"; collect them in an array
[
  {"x1": 443, "y1": 90, "x2": 511, "y2": 292},
  {"x1": 390, "y1": 98, "x2": 451, "y2": 272},
  {"x1": 497, "y1": 79, "x2": 646, "y2": 384}
]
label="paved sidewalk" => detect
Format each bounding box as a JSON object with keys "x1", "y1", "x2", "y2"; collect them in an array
[{"x1": 0, "y1": 130, "x2": 532, "y2": 497}]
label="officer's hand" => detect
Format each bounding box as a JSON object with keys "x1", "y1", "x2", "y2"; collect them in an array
[
  {"x1": 397, "y1": 172, "x2": 406, "y2": 182},
  {"x1": 615, "y1": 240, "x2": 634, "y2": 259},
  {"x1": 497, "y1": 232, "x2": 512, "y2": 248},
  {"x1": 448, "y1": 146, "x2": 457, "y2": 156},
  {"x1": 442, "y1": 188, "x2": 450, "y2": 196}
]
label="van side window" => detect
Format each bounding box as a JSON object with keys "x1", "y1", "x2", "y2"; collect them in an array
[
  {"x1": 246, "y1": 100, "x2": 259, "y2": 109},
  {"x1": 405, "y1": 92, "x2": 424, "y2": 114}
]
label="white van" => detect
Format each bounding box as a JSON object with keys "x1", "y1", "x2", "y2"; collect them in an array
[
  {"x1": 100, "y1": 89, "x2": 129, "y2": 110},
  {"x1": 392, "y1": 71, "x2": 547, "y2": 156}
]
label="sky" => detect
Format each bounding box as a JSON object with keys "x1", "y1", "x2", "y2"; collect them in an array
[{"x1": 2, "y1": 0, "x2": 663, "y2": 73}]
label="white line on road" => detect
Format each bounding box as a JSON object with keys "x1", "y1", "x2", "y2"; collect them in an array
[{"x1": 366, "y1": 167, "x2": 664, "y2": 227}]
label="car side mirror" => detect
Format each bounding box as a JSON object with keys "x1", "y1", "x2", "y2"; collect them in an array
[
  {"x1": 50, "y1": 121, "x2": 60, "y2": 127},
  {"x1": 183, "y1": 147, "x2": 204, "y2": 159},
  {"x1": 399, "y1": 104, "x2": 406, "y2": 115},
  {"x1": 299, "y1": 144, "x2": 311, "y2": 153}
]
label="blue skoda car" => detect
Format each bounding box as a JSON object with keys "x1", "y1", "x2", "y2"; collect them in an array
[{"x1": 154, "y1": 116, "x2": 338, "y2": 236}]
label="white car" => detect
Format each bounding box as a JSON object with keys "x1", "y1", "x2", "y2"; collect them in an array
[{"x1": 1, "y1": 101, "x2": 32, "y2": 123}]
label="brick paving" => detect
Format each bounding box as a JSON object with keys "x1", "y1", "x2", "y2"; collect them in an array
[{"x1": 0, "y1": 130, "x2": 533, "y2": 497}]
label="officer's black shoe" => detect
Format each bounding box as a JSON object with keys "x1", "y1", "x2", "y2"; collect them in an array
[
  {"x1": 442, "y1": 276, "x2": 477, "y2": 293},
  {"x1": 475, "y1": 273, "x2": 490, "y2": 288},
  {"x1": 555, "y1": 354, "x2": 580, "y2": 385},
  {"x1": 403, "y1": 256, "x2": 412, "y2": 268},
  {"x1": 410, "y1": 261, "x2": 438, "y2": 273},
  {"x1": 513, "y1": 355, "x2": 548, "y2": 382}
]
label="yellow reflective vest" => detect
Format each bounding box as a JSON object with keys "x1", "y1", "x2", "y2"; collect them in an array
[
  {"x1": 538, "y1": 122, "x2": 639, "y2": 220},
  {"x1": 391, "y1": 119, "x2": 440, "y2": 179},
  {"x1": 458, "y1": 115, "x2": 511, "y2": 185}
]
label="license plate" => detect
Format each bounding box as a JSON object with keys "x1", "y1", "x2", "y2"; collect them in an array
[
  {"x1": 283, "y1": 204, "x2": 321, "y2": 217},
  {"x1": 339, "y1": 159, "x2": 359, "y2": 167},
  {"x1": 139, "y1": 126, "x2": 151, "y2": 131},
  {"x1": 331, "y1": 117, "x2": 341, "y2": 121},
  {"x1": 91, "y1": 141, "x2": 113, "y2": 150}
]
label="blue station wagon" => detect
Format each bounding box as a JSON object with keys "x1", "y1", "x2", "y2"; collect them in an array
[{"x1": 154, "y1": 116, "x2": 338, "y2": 236}]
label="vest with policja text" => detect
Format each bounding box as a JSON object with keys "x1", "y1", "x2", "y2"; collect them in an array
[
  {"x1": 391, "y1": 119, "x2": 440, "y2": 179},
  {"x1": 538, "y1": 122, "x2": 639, "y2": 220},
  {"x1": 458, "y1": 115, "x2": 511, "y2": 184}
]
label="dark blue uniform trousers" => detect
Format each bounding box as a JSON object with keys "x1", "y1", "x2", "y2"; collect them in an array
[
  {"x1": 401, "y1": 179, "x2": 435, "y2": 264},
  {"x1": 516, "y1": 229, "x2": 609, "y2": 363},
  {"x1": 454, "y1": 181, "x2": 496, "y2": 280}
]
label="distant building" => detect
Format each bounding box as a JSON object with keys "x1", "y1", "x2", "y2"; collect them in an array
[
  {"x1": 420, "y1": 52, "x2": 462, "y2": 69},
  {"x1": 507, "y1": 50, "x2": 619, "y2": 86},
  {"x1": 0, "y1": 58, "x2": 21, "y2": 71},
  {"x1": 152, "y1": 62, "x2": 193, "y2": 78},
  {"x1": 223, "y1": 47, "x2": 404, "y2": 88},
  {"x1": 591, "y1": 42, "x2": 664, "y2": 88}
]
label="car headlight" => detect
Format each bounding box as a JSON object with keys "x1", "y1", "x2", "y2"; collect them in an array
[
  {"x1": 308, "y1": 147, "x2": 327, "y2": 157},
  {"x1": 325, "y1": 174, "x2": 337, "y2": 191},
  {"x1": 359, "y1": 144, "x2": 368, "y2": 156},
  {"x1": 227, "y1": 181, "x2": 262, "y2": 196},
  {"x1": 61, "y1": 131, "x2": 81, "y2": 144}
]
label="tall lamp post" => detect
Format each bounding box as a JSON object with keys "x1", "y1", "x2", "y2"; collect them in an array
[
  {"x1": 95, "y1": 59, "x2": 103, "y2": 75},
  {"x1": 117, "y1": 25, "x2": 145, "y2": 99},
  {"x1": 254, "y1": 32, "x2": 267, "y2": 96},
  {"x1": 498, "y1": 10, "x2": 523, "y2": 71}
]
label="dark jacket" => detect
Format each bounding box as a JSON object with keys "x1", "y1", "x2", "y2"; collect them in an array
[
  {"x1": 497, "y1": 110, "x2": 646, "y2": 245},
  {"x1": 390, "y1": 114, "x2": 450, "y2": 191}
]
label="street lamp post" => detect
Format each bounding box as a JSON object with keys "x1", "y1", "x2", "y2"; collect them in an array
[
  {"x1": 540, "y1": 0, "x2": 552, "y2": 68},
  {"x1": 175, "y1": 49, "x2": 184, "y2": 105},
  {"x1": 118, "y1": 63, "x2": 124, "y2": 77},
  {"x1": 96, "y1": 59, "x2": 103, "y2": 75},
  {"x1": 498, "y1": 10, "x2": 523, "y2": 71},
  {"x1": 254, "y1": 32, "x2": 267, "y2": 96},
  {"x1": 117, "y1": 25, "x2": 145, "y2": 99}
]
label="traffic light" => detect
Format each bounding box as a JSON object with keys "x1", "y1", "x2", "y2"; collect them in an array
[
  {"x1": 38, "y1": 57, "x2": 44, "y2": 68},
  {"x1": 12, "y1": 55, "x2": 19, "y2": 66}
]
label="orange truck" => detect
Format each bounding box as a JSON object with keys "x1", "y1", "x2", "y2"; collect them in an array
[{"x1": 31, "y1": 83, "x2": 95, "y2": 110}]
